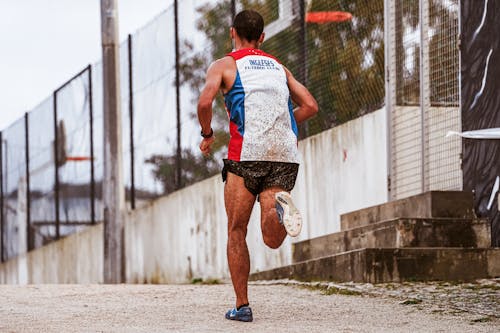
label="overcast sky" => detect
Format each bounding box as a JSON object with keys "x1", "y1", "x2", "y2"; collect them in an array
[{"x1": 0, "y1": 0, "x2": 177, "y2": 131}]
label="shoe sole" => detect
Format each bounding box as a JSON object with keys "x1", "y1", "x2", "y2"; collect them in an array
[
  {"x1": 275, "y1": 192, "x2": 302, "y2": 237},
  {"x1": 226, "y1": 315, "x2": 253, "y2": 322}
]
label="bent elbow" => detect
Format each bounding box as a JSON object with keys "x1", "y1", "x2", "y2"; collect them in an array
[{"x1": 307, "y1": 100, "x2": 319, "y2": 117}]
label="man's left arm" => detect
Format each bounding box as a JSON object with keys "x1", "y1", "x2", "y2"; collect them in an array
[{"x1": 284, "y1": 67, "x2": 318, "y2": 123}]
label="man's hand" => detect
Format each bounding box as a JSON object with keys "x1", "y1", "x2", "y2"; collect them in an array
[{"x1": 199, "y1": 136, "x2": 216, "y2": 156}]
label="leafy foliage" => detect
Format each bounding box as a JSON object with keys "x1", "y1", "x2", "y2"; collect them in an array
[{"x1": 145, "y1": 149, "x2": 221, "y2": 193}]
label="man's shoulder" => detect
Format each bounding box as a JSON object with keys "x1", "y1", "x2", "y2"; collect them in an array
[
  {"x1": 206, "y1": 57, "x2": 236, "y2": 79},
  {"x1": 209, "y1": 56, "x2": 235, "y2": 69}
]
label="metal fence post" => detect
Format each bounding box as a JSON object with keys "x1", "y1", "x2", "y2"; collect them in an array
[
  {"x1": 174, "y1": 0, "x2": 182, "y2": 190},
  {"x1": 419, "y1": 0, "x2": 430, "y2": 193},
  {"x1": 128, "y1": 34, "x2": 136, "y2": 209},
  {"x1": 88, "y1": 64, "x2": 96, "y2": 224},
  {"x1": 53, "y1": 92, "x2": 61, "y2": 239},
  {"x1": 298, "y1": 0, "x2": 308, "y2": 138},
  {"x1": 25, "y1": 113, "x2": 32, "y2": 251},
  {"x1": 0, "y1": 131, "x2": 4, "y2": 262},
  {"x1": 384, "y1": 0, "x2": 396, "y2": 201}
]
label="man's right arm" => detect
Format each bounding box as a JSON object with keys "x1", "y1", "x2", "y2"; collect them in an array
[{"x1": 198, "y1": 61, "x2": 224, "y2": 136}]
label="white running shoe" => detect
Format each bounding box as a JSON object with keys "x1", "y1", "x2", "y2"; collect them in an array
[{"x1": 275, "y1": 191, "x2": 302, "y2": 237}]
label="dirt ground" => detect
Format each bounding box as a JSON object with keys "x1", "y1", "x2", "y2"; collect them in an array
[{"x1": 0, "y1": 281, "x2": 498, "y2": 333}]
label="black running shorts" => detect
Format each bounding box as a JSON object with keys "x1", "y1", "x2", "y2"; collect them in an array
[{"x1": 222, "y1": 159, "x2": 299, "y2": 196}]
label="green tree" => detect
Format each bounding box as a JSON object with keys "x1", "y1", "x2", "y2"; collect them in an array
[
  {"x1": 301, "y1": 0, "x2": 385, "y2": 130},
  {"x1": 145, "y1": 150, "x2": 221, "y2": 194},
  {"x1": 145, "y1": 0, "x2": 235, "y2": 194},
  {"x1": 147, "y1": 0, "x2": 393, "y2": 193}
]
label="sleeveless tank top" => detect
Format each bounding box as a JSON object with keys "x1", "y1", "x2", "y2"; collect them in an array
[{"x1": 224, "y1": 48, "x2": 299, "y2": 163}]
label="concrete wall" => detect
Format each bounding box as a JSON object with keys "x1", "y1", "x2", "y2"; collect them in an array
[
  {"x1": 295, "y1": 108, "x2": 388, "y2": 240},
  {"x1": 0, "y1": 108, "x2": 388, "y2": 284},
  {"x1": 0, "y1": 224, "x2": 102, "y2": 284}
]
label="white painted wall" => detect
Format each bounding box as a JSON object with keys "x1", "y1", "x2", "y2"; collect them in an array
[
  {"x1": 0, "y1": 108, "x2": 389, "y2": 284},
  {"x1": 295, "y1": 108, "x2": 388, "y2": 240},
  {"x1": 0, "y1": 224, "x2": 103, "y2": 284}
]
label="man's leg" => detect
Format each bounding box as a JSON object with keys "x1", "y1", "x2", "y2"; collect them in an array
[
  {"x1": 224, "y1": 172, "x2": 256, "y2": 308},
  {"x1": 259, "y1": 187, "x2": 287, "y2": 249}
]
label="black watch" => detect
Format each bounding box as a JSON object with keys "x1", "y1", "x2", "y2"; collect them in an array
[{"x1": 201, "y1": 128, "x2": 214, "y2": 139}]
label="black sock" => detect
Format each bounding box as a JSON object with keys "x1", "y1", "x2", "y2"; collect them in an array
[{"x1": 237, "y1": 303, "x2": 249, "y2": 310}]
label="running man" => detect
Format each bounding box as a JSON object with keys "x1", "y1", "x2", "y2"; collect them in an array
[{"x1": 197, "y1": 10, "x2": 318, "y2": 322}]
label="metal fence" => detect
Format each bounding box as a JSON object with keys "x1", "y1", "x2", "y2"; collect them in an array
[
  {"x1": 385, "y1": 0, "x2": 461, "y2": 200},
  {"x1": 1, "y1": 0, "x2": 390, "y2": 261}
]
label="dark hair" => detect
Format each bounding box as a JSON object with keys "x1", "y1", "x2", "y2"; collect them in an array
[{"x1": 232, "y1": 10, "x2": 264, "y2": 42}]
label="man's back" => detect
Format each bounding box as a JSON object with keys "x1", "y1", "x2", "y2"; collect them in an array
[{"x1": 224, "y1": 48, "x2": 299, "y2": 163}]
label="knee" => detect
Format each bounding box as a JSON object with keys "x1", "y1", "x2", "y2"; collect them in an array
[{"x1": 228, "y1": 221, "x2": 247, "y2": 238}]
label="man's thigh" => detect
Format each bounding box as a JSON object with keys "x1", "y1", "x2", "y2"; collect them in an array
[{"x1": 224, "y1": 172, "x2": 256, "y2": 230}]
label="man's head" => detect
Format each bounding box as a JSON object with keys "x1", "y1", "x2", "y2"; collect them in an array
[{"x1": 232, "y1": 10, "x2": 264, "y2": 42}]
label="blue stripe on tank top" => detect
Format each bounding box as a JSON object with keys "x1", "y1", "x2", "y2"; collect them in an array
[
  {"x1": 288, "y1": 97, "x2": 298, "y2": 137},
  {"x1": 224, "y1": 71, "x2": 245, "y2": 136}
]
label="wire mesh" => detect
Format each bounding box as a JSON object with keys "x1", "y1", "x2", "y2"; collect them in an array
[
  {"x1": 388, "y1": 0, "x2": 461, "y2": 199},
  {"x1": 90, "y1": 60, "x2": 104, "y2": 222},
  {"x1": 233, "y1": 0, "x2": 385, "y2": 135},
  {"x1": 391, "y1": 0, "x2": 423, "y2": 199},
  {"x1": 55, "y1": 69, "x2": 93, "y2": 236},
  {"x1": 0, "y1": 0, "x2": 464, "y2": 258},
  {"x1": 304, "y1": 0, "x2": 385, "y2": 133},
  {"x1": 178, "y1": 0, "x2": 226, "y2": 190},
  {"x1": 426, "y1": 0, "x2": 461, "y2": 191},
  {"x1": 27, "y1": 96, "x2": 56, "y2": 247},
  {"x1": 1, "y1": 118, "x2": 26, "y2": 260},
  {"x1": 175, "y1": 0, "x2": 385, "y2": 188},
  {"x1": 119, "y1": 39, "x2": 132, "y2": 207},
  {"x1": 131, "y1": 7, "x2": 177, "y2": 201}
]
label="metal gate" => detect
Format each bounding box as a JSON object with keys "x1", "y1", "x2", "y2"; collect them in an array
[{"x1": 385, "y1": 0, "x2": 462, "y2": 200}]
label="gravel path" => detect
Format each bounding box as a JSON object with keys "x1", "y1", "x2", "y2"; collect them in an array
[{"x1": 0, "y1": 281, "x2": 498, "y2": 332}]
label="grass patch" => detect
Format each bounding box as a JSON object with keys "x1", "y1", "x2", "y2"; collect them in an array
[
  {"x1": 400, "y1": 298, "x2": 423, "y2": 305},
  {"x1": 465, "y1": 284, "x2": 500, "y2": 291},
  {"x1": 191, "y1": 278, "x2": 221, "y2": 285},
  {"x1": 471, "y1": 317, "x2": 491, "y2": 323},
  {"x1": 300, "y1": 284, "x2": 362, "y2": 296},
  {"x1": 436, "y1": 280, "x2": 462, "y2": 288}
]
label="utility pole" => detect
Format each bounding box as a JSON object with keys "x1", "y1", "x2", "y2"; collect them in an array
[
  {"x1": 100, "y1": 0, "x2": 125, "y2": 283},
  {"x1": 174, "y1": 0, "x2": 182, "y2": 189},
  {"x1": 231, "y1": 0, "x2": 236, "y2": 18}
]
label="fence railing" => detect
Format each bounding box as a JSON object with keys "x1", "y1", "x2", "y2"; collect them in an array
[{"x1": 1, "y1": 0, "x2": 389, "y2": 262}]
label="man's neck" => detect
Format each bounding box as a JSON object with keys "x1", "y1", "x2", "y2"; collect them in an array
[{"x1": 234, "y1": 40, "x2": 259, "y2": 50}]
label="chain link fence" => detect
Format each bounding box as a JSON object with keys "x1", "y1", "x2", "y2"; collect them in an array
[
  {"x1": 1, "y1": 0, "x2": 391, "y2": 261},
  {"x1": 386, "y1": 0, "x2": 461, "y2": 200}
]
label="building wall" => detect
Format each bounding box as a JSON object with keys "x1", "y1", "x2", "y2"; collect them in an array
[{"x1": 0, "y1": 108, "x2": 388, "y2": 284}]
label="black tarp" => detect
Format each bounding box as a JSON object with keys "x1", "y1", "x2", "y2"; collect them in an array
[{"x1": 461, "y1": 0, "x2": 500, "y2": 246}]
